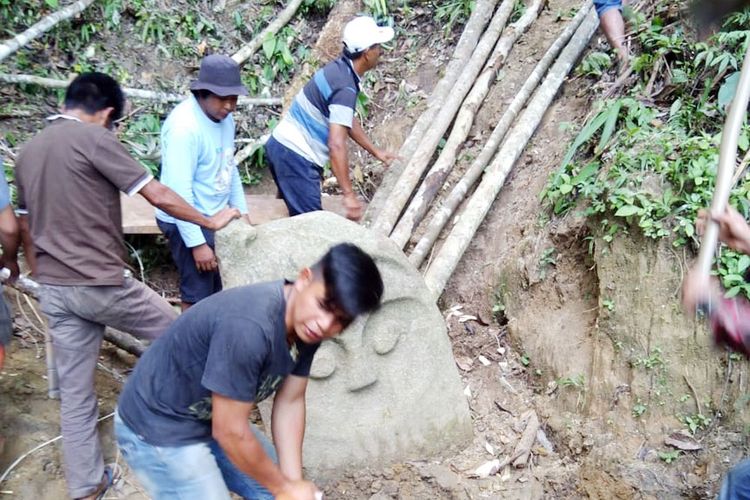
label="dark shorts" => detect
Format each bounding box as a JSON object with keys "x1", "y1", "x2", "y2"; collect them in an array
[
  {"x1": 594, "y1": 0, "x2": 622, "y2": 16},
  {"x1": 157, "y1": 220, "x2": 222, "y2": 304},
  {"x1": 265, "y1": 135, "x2": 323, "y2": 216}
]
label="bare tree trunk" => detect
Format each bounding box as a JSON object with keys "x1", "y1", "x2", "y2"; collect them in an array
[
  {"x1": 231, "y1": 0, "x2": 306, "y2": 65},
  {"x1": 423, "y1": 8, "x2": 599, "y2": 297},
  {"x1": 409, "y1": 1, "x2": 593, "y2": 267},
  {"x1": 0, "y1": 73, "x2": 281, "y2": 106},
  {"x1": 0, "y1": 0, "x2": 96, "y2": 63},
  {"x1": 389, "y1": 0, "x2": 544, "y2": 248},
  {"x1": 104, "y1": 328, "x2": 146, "y2": 356},
  {"x1": 369, "y1": 0, "x2": 515, "y2": 236},
  {"x1": 363, "y1": 0, "x2": 500, "y2": 225}
]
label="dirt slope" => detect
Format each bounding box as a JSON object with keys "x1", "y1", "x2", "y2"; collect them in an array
[{"x1": 1, "y1": 0, "x2": 747, "y2": 498}]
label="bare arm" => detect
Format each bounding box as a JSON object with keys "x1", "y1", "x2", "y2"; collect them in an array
[
  {"x1": 139, "y1": 179, "x2": 240, "y2": 231},
  {"x1": 0, "y1": 206, "x2": 19, "y2": 279},
  {"x1": 211, "y1": 393, "x2": 318, "y2": 499},
  {"x1": 329, "y1": 124, "x2": 361, "y2": 220},
  {"x1": 271, "y1": 375, "x2": 308, "y2": 480},
  {"x1": 329, "y1": 124, "x2": 353, "y2": 195},
  {"x1": 349, "y1": 120, "x2": 397, "y2": 165},
  {"x1": 18, "y1": 214, "x2": 35, "y2": 277}
]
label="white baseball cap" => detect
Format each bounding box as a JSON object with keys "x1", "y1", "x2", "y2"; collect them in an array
[{"x1": 342, "y1": 16, "x2": 395, "y2": 54}]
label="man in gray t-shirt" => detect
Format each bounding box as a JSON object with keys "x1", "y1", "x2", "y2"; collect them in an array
[
  {"x1": 15, "y1": 72, "x2": 241, "y2": 500},
  {"x1": 116, "y1": 243, "x2": 384, "y2": 500}
]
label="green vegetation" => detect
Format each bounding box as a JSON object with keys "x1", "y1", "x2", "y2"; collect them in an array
[
  {"x1": 542, "y1": 4, "x2": 750, "y2": 297},
  {"x1": 0, "y1": 0, "x2": 343, "y2": 184},
  {"x1": 659, "y1": 450, "x2": 680, "y2": 463},
  {"x1": 633, "y1": 347, "x2": 666, "y2": 371},
  {"x1": 557, "y1": 373, "x2": 586, "y2": 388},
  {"x1": 537, "y1": 247, "x2": 557, "y2": 279},
  {"x1": 682, "y1": 412, "x2": 711, "y2": 434},
  {"x1": 633, "y1": 399, "x2": 648, "y2": 417},
  {"x1": 435, "y1": 0, "x2": 475, "y2": 36},
  {"x1": 576, "y1": 51, "x2": 613, "y2": 78}
]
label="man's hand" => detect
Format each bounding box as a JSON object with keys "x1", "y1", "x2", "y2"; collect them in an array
[
  {"x1": 192, "y1": 244, "x2": 218, "y2": 272},
  {"x1": 276, "y1": 480, "x2": 320, "y2": 500},
  {"x1": 375, "y1": 149, "x2": 399, "y2": 167},
  {"x1": 243, "y1": 213, "x2": 252, "y2": 225},
  {"x1": 1, "y1": 257, "x2": 19, "y2": 282},
  {"x1": 343, "y1": 192, "x2": 363, "y2": 221},
  {"x1": 697, "y1": 207, "x2": 750, "y2": 254},
  {"x1": 682, "y1": 264, "x2": 723, "y2": 316},
  {"x1": 208, "y1": 207, "x2": 241, "y2": 231}
]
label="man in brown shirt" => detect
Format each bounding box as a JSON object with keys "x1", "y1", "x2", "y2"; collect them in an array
[{"x1": 15, "y1": 72, "x2": 240, "y2": 500}]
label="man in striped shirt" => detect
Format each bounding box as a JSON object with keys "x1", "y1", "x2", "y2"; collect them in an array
[{"x1": 266, "y1": 16, "x2": 397, "y2": 221}]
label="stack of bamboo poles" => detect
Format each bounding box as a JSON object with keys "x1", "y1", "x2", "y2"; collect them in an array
[{"x1": 367, "y1": 0, "x2": 598, "y2": 299}]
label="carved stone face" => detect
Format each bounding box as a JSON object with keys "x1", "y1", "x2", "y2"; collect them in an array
[{"x1": 216, "y1": 212, "x2": 472, "y2": 475}]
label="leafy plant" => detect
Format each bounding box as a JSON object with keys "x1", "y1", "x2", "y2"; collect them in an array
[
  {"x1": 435, "y1": 0, "x2": 475, "y2": 36},
  {"x1": 538, "y1": 247, "x2": 557, "y2": 279},
  {"x1": 510, "y1": 0, "x2": 526, "y2": 23},
  {"x1": 576, "y1": 52, "x2": 613, "y2": 77},
  {"x1": 659, "y1": 450, "x2": 680, "y2": 464},
  {"x1": 121, "y1": 112, "x2": 164, "y2": 177},
  {"x1": 300, "y1": 0, "x2": 335, "y2": 15},
  {"x1": 683, "y1": 413, "x2": 711, "y2": 435},
  {"x1": 633, "y1": 347, "x2": 665, "y2": 371},
  {"x1": 558, "y1": 374, "x2": 586, "y2": 388},
  {"x1": 633, "y1": 400, "x2": 648, "y2": 417}
]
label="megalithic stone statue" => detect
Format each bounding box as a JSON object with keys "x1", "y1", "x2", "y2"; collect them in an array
[{"x1": 216, "y1": 212, "x2": 472, "y2": 476}]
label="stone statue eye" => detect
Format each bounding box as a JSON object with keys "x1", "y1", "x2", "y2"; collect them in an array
[
  {"x1": 364, "y1": 297, "x2": 415, "y2": 355},
  {"x1": 309, "y1": 341, "x2": 343, "y2": 379}
]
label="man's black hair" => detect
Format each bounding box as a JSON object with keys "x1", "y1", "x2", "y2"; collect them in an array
[
  {"x1": 64, "y1": 72, "x2": 125, "y2": 122},
  {"x1": 191, "y1": 89, "x2": 215, "y2": 100},
  {"x1": 313, "y1": 243, "x2": 384, "y2": 324},
  {"x1": 343, "y1": 44, "x2": 367, "y2": 61}
]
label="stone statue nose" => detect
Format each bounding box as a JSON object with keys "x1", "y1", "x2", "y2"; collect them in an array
[{"x1": 346, "y1": 349, "x2": 379, "y2": 392}]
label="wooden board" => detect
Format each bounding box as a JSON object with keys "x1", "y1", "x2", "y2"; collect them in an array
[{"x1": 121, "y1": 193, "x2": 355, "y2": 234}]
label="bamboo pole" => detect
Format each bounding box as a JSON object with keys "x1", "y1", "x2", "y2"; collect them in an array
[
  {"x1": 231, "y1": 0, "x2": 306, "y2": 65},
  {"x1": 696, "y1": 43, "x2": 750, "y2": 279},
  {"x1": 423, "y1": 8, "x2": 599, "y2": 297},
  {"x1": 363, "y1": 0, "x2": 500, "y2": 224},
  {"x1": 369, "y1": 0, "x2": 515, "y2": 236},
  {"x1": 389, "y1": 0, "x2": 544, "y2": 248},
  {"x1": 0, "y1": 0, "x2": 97, "y2": 63},
  {"x1": 409, "y1": 2, "x2": 593, "y2": 267},
  {"x1": 0, "y1": 73, "x2": 281, "y2": 106}
]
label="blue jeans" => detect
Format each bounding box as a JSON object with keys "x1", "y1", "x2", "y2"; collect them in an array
[
  {"x1": 720, "y1": 458, "x2": 750, "y2": 499},
  {"x1": 156, "y1": 219, "x2": 222, "y2": 304},
  {"x1": 115, "y1": 411, "x2": 275, "y2": 500}
]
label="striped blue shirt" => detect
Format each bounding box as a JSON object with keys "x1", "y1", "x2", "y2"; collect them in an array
[{"x1": 272, "y1": 56, "x2": 361, "y2": 167}]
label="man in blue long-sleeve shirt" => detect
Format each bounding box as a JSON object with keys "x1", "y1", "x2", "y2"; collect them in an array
[{"x1": 156, "y1": 54, "x2": 250, "y2": 310}]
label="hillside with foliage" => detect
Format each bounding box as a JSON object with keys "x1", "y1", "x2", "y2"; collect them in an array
[{"x1": 544, "y1": 1, "x2": 750, "y2": 297}]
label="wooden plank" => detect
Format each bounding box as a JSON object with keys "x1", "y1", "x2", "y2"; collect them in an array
[{"x1": 121, "y1": 193, "x2": 354, "y2": 234}]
